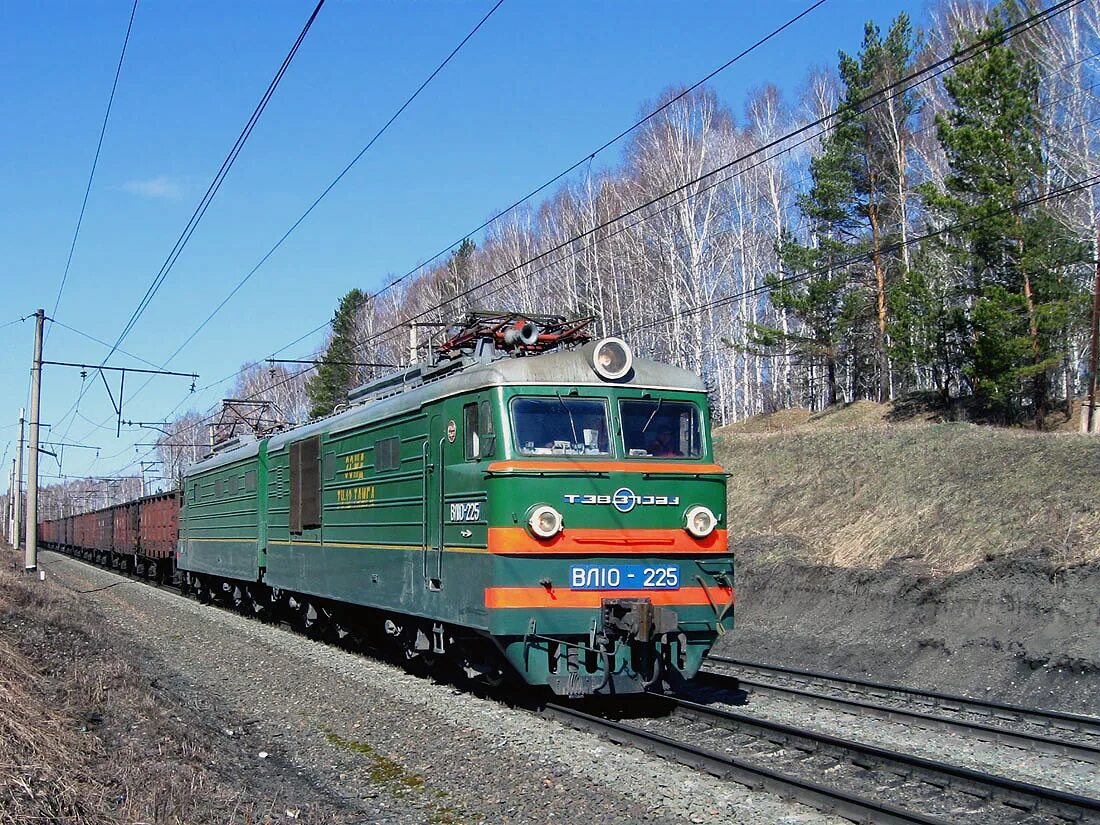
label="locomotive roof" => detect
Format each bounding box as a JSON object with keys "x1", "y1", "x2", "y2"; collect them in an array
[{"x1": 189, "y1": 347, "x2": 704, "y2": 474}]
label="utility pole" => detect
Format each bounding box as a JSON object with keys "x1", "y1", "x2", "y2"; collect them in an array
[
  {"x1": 25, "y1": 309, "x2": 44, "y2": 572},
  {"x1": 14, "y1": 409, "x2": 24, "y2": 551},
  {"x1": 1087, "y1": 231, "x2": 1100, "y2": 434}
]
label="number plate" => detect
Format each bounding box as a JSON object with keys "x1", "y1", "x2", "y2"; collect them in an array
[{"x1": 569, "y1": 564, "x2": 680, "y2": 590}]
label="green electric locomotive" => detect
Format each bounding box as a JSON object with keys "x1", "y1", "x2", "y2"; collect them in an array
[{"x1": 178, "y1": 313, "x2": 734, "y2": 696}]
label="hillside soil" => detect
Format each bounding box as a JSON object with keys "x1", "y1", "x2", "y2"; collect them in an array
[
  {"x1": 715, "y1": 554, "x2": 1100, "y2": 715},
  {"x1": 713, "y1": 420, "x2": 1100, "y2": 715}
]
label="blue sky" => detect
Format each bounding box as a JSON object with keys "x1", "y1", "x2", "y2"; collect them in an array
[{"x1": 0, "y1": 0, "x2": 924, "y2": 485}]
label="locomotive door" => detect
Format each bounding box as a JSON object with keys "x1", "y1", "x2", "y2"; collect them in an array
[{"x1": 423, "y1": 415, "x2": 446, "y2": 590}]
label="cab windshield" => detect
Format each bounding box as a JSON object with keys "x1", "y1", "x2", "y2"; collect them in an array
[
  {"x1": 620, "y1": 399, "x2": 702, "y2": 458},
  {"x1": 511, "y1": 397, "x2": 610, "y2": 456}
]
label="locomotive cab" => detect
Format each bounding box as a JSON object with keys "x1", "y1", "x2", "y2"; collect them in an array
[{"x1": 478, "y1": 335, "x2": 733, "y2": 697}]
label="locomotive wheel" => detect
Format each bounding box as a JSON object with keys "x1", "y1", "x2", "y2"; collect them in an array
[
  {"x1": 299, "y1": 601, "x2": 328, "y2": 640},
  {"x1": 193, "y1": 576, "x2": 213, "y2": 605},
  {"x1": 231, "y1": 585, "x2": 250, "y2": 613}
]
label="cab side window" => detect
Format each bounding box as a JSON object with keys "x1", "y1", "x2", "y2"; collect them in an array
[
  {"x1": 463, "y1": 403, "x2": 479, "y2": 461},
  {"x1": 464, "y1": 400, "x2": 496, "y2": 460},
  {"x1": 479, "y1": 399, "x2": 495, "y2": 458}
]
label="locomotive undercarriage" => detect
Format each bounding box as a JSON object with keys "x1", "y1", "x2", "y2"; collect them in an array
[
  {"x1": 520, "y1": 597, "x2": 697, "y2": 698},
  {"x1": 182, "y1": 571, "x2": 513, "y2": 688},
  {"x1": 181, "y1": 573, "x2": 705, "y2": 697},
  {"x1": 44, "y1": 542, "x2": 710, "y2": 698}
]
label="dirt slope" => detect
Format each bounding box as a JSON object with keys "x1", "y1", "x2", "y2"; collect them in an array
[
  {"x1": 716, "y1": 423, "x2": 1100, "y2": 571},
  {"x1": 714, "y1": 422, "x2": 1100, "y2": 714}
]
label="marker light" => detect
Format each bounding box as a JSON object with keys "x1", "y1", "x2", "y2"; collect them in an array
[
  {"x1": 527, "y1": 504, "x2": 564, "y2": 539},
  {"x1": 684, "y1": 505, "x2": 717, "y2": 538},
  {"x1": 590, "y1": 337, "x2": 633, "y2": 381}
]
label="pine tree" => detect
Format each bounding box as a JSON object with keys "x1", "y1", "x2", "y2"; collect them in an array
[
  {"x1": 751, "y1": 14, "x2": 920, "y2": 405},
  {"x1": 306, "y1": 288, "x2": 367, "y2": 419},
  {"x1": 919, "y1": 9, "x2": 1090, "y2": 425}
]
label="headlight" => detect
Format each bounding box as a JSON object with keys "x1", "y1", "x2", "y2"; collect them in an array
[
  {"x1": 590, "y1": 336, "x2": 633, "y2": 380},
  {"x1": 527, "y1": 505, "x2": 563, "y2": 538},
  {"x1": 684, "y1": 505, "x2": 717, "y2": 538}
]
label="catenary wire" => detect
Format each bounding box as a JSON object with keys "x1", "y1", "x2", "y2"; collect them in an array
[
  {"x1": 623, "y1": 172, "x2": 1100, "y2": 334},
  {"x1": 106, "y1": 0, "x2": 327, "y2": 357},
  {"x1": 52, "y1": 0, "x2": 327, "y2": 440},
  {"x1": 107, "y1": 0, "x2": 1093, "y2": 474},
  {"x1": 71, "y1": 0, "x2": 1092, "y2": 478},
  {"x1": 254, "y1": 0, "x2": 832, "y2": 359},
  {"x1": 131, "y1": 0, "x2": 1079, "y2": 410},
  {"x1": 81, "y1": 0, "x2": 1086, "y2": 453},
  {"x1": 150, "y1": 0, "x2": 508, "y2": 372},
  {"x1": 66, "y1": 0, "x2": 510, "y2": 448},
  {"x1": 62, "y1": 0, "x2": 510, "y2": 466},
  {"x1": 48, "y1": 0, "x2": 140, "y2": 336},
  {"x1": 90, "y1": 0, "x2": 831, "y2": 395},
  {"x1": 331, "y1": 0, "x2": 1087, "y2": 358},
  {"x1": 108, "y1": 168, "x2": 1100, "y2": 481}
]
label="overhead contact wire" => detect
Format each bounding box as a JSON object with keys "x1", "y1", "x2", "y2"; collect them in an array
[
  {"x1": 337, "y1": 0, "x2": 1085, "y2": 357},
  {"x1": 49, "y1": 0, "x2": 140, "y2": 336},
  {"x1": 125, "y1": 0, "x2": 1087, "y2": 472},
  {"x1": 157, "y1": 0, "x2": 509, "y2": 368},
  {"x1": 53, "y1": 0, "x2": 327, "y2": 440},
  {"x1": 78, "y1": 0, "x2": 510, "y2": 450},
  {"x1": 86, "y1": 0, "x2": 1088, "y2": 479}
]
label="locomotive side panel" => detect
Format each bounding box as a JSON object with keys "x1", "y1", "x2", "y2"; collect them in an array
[
  {"x1": 263, "y1": 397, "x2": 492, "y2": 630},
  {"x1": 178, "y1": 446, "x2": 264, "y2": 582}
]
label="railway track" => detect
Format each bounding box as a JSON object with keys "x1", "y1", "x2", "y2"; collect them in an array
[
  {"x1": 706, "y1": 656, "x2": 1100, "y2": 761},
  {"x1": 44, "y1": 551, "x2": 1100, "y2": 824},
  {"x1": 547, "y1": 697, "x2": 1100, "y2": 825}
]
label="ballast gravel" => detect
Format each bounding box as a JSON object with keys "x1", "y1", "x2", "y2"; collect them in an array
[
  {"x1": 707, "y1": 690, "x2": 1100, "y2": 798},
  {"x1": 41, "y1": 553, "x2": 845, "y2": 825}
]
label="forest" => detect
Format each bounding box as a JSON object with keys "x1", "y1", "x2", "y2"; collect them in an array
[{"x1": 135, "y1": 0, "x2": 1100, "y2": 490}]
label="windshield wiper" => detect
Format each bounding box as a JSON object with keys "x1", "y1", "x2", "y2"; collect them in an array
[
  {"x1": 556, "y1": 392, "x2": 580, "y2": 447},
  {"x1": 641, "y1": 397, "x2": 663, "y2": 433}
]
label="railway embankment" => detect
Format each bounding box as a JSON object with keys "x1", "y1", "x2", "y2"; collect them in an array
[
  {"x1": 8, "y1": 549, "x2": 846, "y2": 825},
  {"x1": 714, "y1": 418, "x2": 1100, "y2": 714}
]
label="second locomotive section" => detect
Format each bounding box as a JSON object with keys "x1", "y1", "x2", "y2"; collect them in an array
[{"x1": 178, "y1": 330, "x2": 733, "y2": 696}]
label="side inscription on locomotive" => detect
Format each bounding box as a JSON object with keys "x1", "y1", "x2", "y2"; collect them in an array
[
  {"x1": 336, "y1": 485, "x2": 376, "y2": 505},
  {"x1": 342, "y1": 451, "x2": 367, "y2": 480},
  {"x1": 449, "y1": 502, "x2": 481, "y2": 522}
]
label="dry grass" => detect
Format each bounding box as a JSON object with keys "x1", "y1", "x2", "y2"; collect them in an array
[
  {"x1": 0, "y1": 557, "x2": 272, "y2": 824},
  {"x1": 0, "y1": 632, "x2": 104, "y2": 824},
  {"x1": 715, "y1": 423, "x2": 1100, "y2": 572},
  {"x1": 723, "y1": 394, "x2": 1090, "y2": 435},
  {"x1": 721, "y1": 398, "x2": 947, "y2": 434}
]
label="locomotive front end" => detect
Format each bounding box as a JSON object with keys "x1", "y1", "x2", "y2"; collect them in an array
[{"x1": 484, "y1": 338, "x2": 733, "y2": 697}]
